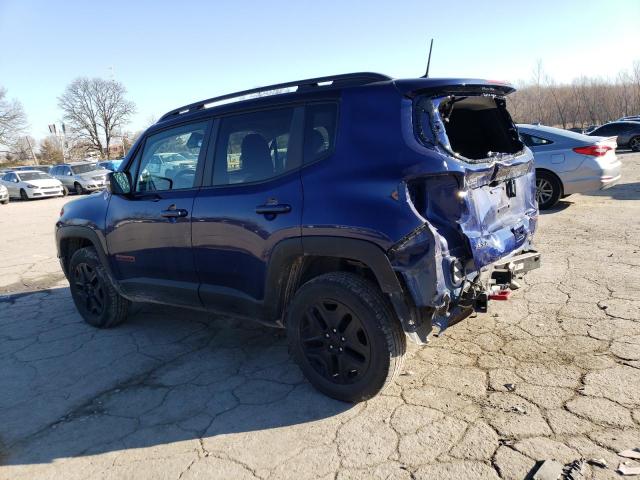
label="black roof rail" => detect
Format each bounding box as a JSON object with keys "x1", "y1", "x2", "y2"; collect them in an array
[{"x1": 157, "y1": 72, "x2": 391, "y2": 123}]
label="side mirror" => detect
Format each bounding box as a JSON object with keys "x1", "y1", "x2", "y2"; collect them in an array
[{"x1": 108, "y1": 171, "x2": 132, "y2": 195}]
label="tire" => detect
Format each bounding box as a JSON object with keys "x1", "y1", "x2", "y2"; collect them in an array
[
  {"x1": 62, "y1": 186, "x2": 68, "y2": 196},
  {"x1": 68, "y1": 246, "x2": 129, "y2": 328},
  {"x1": 630, "y1": 136, "x2": 640, "y2": 152},
  {"x1": 19, "y1": 189, "x2": 29, "y2": 201},
  {"x1": 286, "y1": 272, "x2": 406, "y2": 402},
  {"x1": 1, "y1": 199, "x2": 8, "y2": 205},
  {"x1": 74, "y1": 183, "x2": 84, "y2": 195},
  {"x1": 535, "y1": 170, "x2": 562, "y2": 210}
]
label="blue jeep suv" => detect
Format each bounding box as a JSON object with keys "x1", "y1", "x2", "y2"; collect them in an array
[{"x1": 56, "y1": 72, "x2": 540, "y2": 401}]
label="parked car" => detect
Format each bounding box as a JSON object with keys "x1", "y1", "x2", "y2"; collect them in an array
[
  {"x1": 587, "y1": 121, "x2": 640, "y2": 151},
  {"x1": 97, "y1": 159, "x2": 123, "y2": 171},
  {"x1": 49, "y1": 162, "x2": 111, "y2": 195},
  {"x1": 56, "y1": 72, "x2": 540, "y2": 402},
  {"x1": 12, "y1": 165, "x2": 53, "y2": 174},
  {"x1": 0, "y1": 184, "x2": 9, "y2": 204},
  {"x1": 517, "y1": 124, "x2": 621, "y2": 209},
  {"x1": 0, "y1": 170, "x2": 65, "y2": 200},
  {"x1": 617, "y1": 115, "x2": 640, "y2": 122}
]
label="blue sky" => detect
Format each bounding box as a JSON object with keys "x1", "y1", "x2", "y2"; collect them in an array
[{"x1": 1, "y1": 0, "x2": 638, "y2": 141}]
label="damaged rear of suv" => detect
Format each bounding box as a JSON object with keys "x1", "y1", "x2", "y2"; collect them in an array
[{"x1": 56, "y1": 73, "x2": 539, "y2": 403}]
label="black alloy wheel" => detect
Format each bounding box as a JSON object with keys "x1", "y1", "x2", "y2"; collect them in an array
[
  {"x1": 300, "y1": 298, "x2": 372, "y2": 384},
  {"x1": 286, "y1": 272, "x2": 406, "y2": 402},
  {"x1": 73, "y1": 262, "x2": 106, "y2": 319}
]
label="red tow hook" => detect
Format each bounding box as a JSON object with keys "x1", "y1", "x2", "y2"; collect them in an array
[{"x1": 489, "y1": 290, "x2": 511, "y2": 301}]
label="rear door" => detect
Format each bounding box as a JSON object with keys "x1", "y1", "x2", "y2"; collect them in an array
[
  {"x1": 106, "y1": 120, "x2": 211, "y2": 307},
  {"x1": 192, "y1": 106, "x2": 304, "y2": 318}
]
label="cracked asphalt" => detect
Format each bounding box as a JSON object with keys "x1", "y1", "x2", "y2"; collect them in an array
[{"x1": 1, "y1": 152, "x2": 639, "y2": 480}]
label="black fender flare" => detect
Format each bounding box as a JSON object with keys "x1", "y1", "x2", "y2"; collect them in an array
[
  {"x1": 263, "y1": 236, "x2": 414, "y2": 332},
  {"x1": 56, "y1": 225, "x2": 113, "y2": 279}
]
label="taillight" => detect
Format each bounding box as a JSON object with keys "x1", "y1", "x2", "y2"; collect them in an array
[{"x1": 573, "y1": 145, "x2": 611, "y2": 157}]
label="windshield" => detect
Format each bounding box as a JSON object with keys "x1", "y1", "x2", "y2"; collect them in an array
[
  {"x1": 71, "y1": 163, "x2": 99, "y2": 174},
  {"x1": 18, "y1": 172, "x2": 52, "y2": 181}
]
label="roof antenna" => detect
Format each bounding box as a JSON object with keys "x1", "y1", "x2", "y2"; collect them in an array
[{"x1": 423, "y1": 39, "x2": 434, "y2": 78}]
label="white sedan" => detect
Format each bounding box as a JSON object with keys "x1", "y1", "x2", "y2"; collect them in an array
[{"x1": 0, "y1": 170, "x2": 65, "y2": 200}]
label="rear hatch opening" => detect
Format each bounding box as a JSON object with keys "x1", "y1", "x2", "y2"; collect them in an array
[{"x1": 430, "y1": 95, "x2": 524, "y2": 162}]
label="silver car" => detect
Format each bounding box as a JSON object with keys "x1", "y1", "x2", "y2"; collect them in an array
[
  {"x1": 517, "y1": 124, "x2": 621, "y2": 209},
  {"x1": 49, "y1": 162, "x2": 111, "y2": 195}
]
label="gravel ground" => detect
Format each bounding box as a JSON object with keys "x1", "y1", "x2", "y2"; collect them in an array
[{"x1": 0, "y1": 152, "x2": 639, "y2": 479}]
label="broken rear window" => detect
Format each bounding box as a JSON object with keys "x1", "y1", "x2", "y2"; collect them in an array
[{"x1": 415, "y1": 95, "x2": 523, "y2": 163}]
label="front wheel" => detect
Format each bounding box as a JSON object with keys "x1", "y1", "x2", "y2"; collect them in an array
[
  {"x1": 630, "y1": 136, "x2": 640, "y2": 152},
  {"x1": 69, "y1": 246, "x2": 129, "y2": 328},
  {"x1": 535, "y1": 170, "x2": 562, "y2": 210},
  {"x1": 62, "y1": 185, "x2": 68, "y2": 196},
  {"x1": 19, "y1": 189, "x2": 29, "y2": 201},
  {"x1": 74, "y1": 183, "x2": 84, "y2": 195},
  {"x1": 286, "y1": 272, "x2": 406, "y2": 402},
  {"x1": 1, "y1": 199, "x2": 8, "y2": 205}
]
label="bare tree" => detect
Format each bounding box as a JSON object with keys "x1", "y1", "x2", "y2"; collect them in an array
[
  {"x1": 10, "y1": 136, "x2": 37, "y2": 163},
  {"x1": 0, "y1": 87, "x2": 28, "y2": 147},
  {"x1": 58, "y1": 78, "x2": 135, "y2": 159},
  {"x1": 39, "y1": 136, "x2": 64, "y2": 164}
]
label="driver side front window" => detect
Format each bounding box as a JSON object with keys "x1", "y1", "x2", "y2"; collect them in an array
[{"x1": 134, "y1": 121, "x2": 208, "y2": 193}]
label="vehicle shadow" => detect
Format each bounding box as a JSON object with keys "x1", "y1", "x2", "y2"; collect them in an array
[
  {"x1": 0, "y1": 287, "x2": 352, "y2": 466},
  {"x1": 582, "y1": 181, "x2": 640, "y2": 201},
  {"x1": 540, "y1": 200, "x2": 573, "y2": 214}
]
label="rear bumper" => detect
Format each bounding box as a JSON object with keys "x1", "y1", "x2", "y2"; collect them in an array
[{"x1": 562, "y1": 159, "x2": 622, "y2": 195}]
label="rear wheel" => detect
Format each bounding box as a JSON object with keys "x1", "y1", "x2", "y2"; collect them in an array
[
  {"x1": 630, "y1": 136, "x2": 640, "y2": 152},
  {"x1": 286, "y1": 272, "x2": 406, "y2": 402},
  {"x1": 535, "y1": 170, "x2": 561, "y2": 210},
  {"x1": 19, "y1": 189, "x2": 29, "y2": 201},
  {"x1": 69, "y1": 246, "x2": 129, "y2": 328},
  {"x1": 74, "y1": 182, "x2": 84, "y2": 195}
]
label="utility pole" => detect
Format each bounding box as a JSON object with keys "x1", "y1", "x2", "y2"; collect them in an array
[{"x1": 25, "y1": 136, "x2": 38, "y2": 165}]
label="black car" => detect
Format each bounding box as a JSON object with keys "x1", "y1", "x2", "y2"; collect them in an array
[{"x1": 588, "y1": 121, "x2": 640, "y2": 151}]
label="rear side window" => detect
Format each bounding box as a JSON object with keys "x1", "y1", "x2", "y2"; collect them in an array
[
  {"x1": 592, "y1": 124, "x2": 617, "y2": 136},
  {"x1": 520, "y1": 133, "x2": 553, "y2": 147},
  {"x1": 213, "y1": 107, "x2": 301, "y2": 185},
  {"x1": 304, "y1": 103, "x2": 338, "y2": 164}
]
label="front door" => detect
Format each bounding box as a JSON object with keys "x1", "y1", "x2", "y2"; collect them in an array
[
  {"x1": 106, "y1": 120, "x2": 211, "y2": 307},
  {"x1": 192, "y1": 106, "x2": 304, "y2": 319}
]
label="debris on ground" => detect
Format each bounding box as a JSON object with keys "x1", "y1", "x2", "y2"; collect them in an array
[
  {"x1": 532, "y1": 460, "x2": 564, "y2": 480},
  {"x1": 586, "y1": 458, "x2": 607, "y2": 468},
  {"x1": 504, "y1": 383, "x2": 516, "y2": 392},
  {"x1": 511, "y1": 405, "x2": 526, "y2": 414},
  {"x1": 619, "y1": 448, "x2": 640, "y2": 460},
  {"x1": 563, "y1": 459, "x2": 585, "y2": 480},
  {"x1": 597, "y1": 302, "x2": 608, "y2": 310},
  {"x1": 618, "y1": 462, "x2": 640, "y2": 476}
]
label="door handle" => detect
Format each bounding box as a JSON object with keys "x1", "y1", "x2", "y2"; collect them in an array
[
  {"x1": 161, "y1": 207, "x2": 188, "y2": 218},
  {"x1": 255, "y1": 203, "x2": 291, "y2": 215}
]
